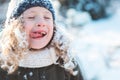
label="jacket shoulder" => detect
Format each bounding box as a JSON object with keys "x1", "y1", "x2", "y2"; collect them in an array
[{"x1": 0, "y1": 67, "x2": 7, "y2": 80}]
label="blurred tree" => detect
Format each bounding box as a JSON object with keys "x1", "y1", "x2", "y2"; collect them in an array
[
  {"x1": 0, "y1": 0, "x2": 9, "y2": 29},
  {"x1": 58, "y1": 0, "x2": 80, "y2": 17},
  {"x1": 0, "y1": 0, "x2": 6, "y2": 4},
  {"x1": 58, "y1": 0, "x2": 111, "y2": 20},
  {"x1": 81, "y1": 0, "x2": 110, "y2": 20}
]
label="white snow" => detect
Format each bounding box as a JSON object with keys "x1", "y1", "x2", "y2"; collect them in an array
[{"x1": 69, "y1": 9, "x2": 120, "y2": 80}]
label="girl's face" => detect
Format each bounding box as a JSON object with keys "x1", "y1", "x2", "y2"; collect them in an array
[{"x1": 22, "y1": 7, "x2": 54, "y2": 49}]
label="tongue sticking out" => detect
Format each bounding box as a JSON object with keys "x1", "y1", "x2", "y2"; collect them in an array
[{"x1": 30, "y1": 31, "x2": 47, "y2": 39}]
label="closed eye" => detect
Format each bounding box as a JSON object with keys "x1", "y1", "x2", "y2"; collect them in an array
[
  {"x1": 44, "y1": 16, "x2": 52, "y2": 20},
  {"x1": 28, "y1": 16, "x2": 35, "y2": 19}
]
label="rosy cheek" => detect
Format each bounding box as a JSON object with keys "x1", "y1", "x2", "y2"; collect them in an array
[{"x1": 24, "y1": 25, "x2": 30, "y2": 37}]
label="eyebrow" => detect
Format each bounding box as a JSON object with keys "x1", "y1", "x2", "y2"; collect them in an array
[
  {"x1": 27, "y1": 10, "x2": 51, "y2": 15},
  {"x1": 29, "y1": 10, "x2": 36, "y2": 13},
  {"x1": 44, "y1": 10, "x2": 52, "y2": 15}
]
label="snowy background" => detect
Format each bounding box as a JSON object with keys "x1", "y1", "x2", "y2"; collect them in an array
[{"x1": 0, "y1": 0, "x2": 120, "y2": 80}]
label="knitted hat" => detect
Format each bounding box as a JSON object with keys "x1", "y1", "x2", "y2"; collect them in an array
[{"x1": 6, "y1": 0, "x2": 55, "y2": 23}]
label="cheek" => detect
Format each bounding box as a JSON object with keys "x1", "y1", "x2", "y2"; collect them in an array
[
  {"x1": 24, "y1": 22, "x2": 32, "y2": 33},
  {"x1": 23, "y1": 23, "x2": 32, "y2": 40},
  {"x1": 49, "y1": 24, "x2": 54, "y2": 35},
  {"x1": 51, "y1": 26, "x2": 54, "y2": 35}
]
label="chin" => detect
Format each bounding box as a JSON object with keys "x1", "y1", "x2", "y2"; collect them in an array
[
  {"x1": 30, "y1": 45, "x2": 46, "y2": 50},
  {"x1": 31, "y1": 47, "x2": 42, "y2": 50}
]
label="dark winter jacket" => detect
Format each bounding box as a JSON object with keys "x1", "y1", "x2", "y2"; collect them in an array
[{"x1": 0, "y1": 64, "x2": 83, "y2": 80}]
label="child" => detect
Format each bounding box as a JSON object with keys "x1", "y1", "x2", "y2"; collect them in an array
[{"x1": 0, "y1": 0, "x2": 84, "y2": 80}]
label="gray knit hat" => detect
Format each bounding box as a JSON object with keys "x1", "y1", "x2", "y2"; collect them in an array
[{"x1": 6, "y1": 0, "x2": 55, "y2": 23}]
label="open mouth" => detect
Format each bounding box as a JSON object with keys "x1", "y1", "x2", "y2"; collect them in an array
[{"x1": 30, "y1": 30, "x2": 47, "y2": 39}]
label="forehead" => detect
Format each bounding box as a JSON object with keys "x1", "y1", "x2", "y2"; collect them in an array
[{"x1": 23, "y1": 6, "x2": 52, "y2": 15}]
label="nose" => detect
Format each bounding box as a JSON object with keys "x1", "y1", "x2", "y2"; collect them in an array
[{"x1": 36, "y1": 18, "x2": 45, "y2": 27}]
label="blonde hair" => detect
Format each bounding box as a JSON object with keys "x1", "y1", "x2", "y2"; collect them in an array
[
  {"x1": 0, "y1": 17, "x2": 28, "y2": 74},
  {"x1": 50, "y1": 26, "x2": 78, "y2": 75}
]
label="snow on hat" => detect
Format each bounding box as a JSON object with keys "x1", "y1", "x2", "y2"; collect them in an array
[{"x1": 6, "y1": 0, "x2": 55, "y2": 23}]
